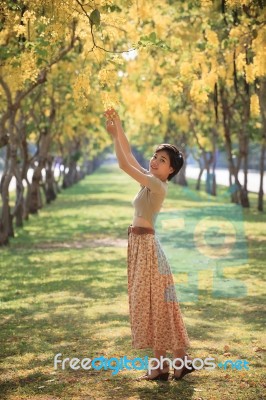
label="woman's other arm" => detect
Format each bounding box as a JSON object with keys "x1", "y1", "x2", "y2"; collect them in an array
[{"x1": 106, "y1": 117, "x2": 162, "y2": 191}]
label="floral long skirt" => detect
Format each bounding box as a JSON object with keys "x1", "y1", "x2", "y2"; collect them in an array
[{"x1": 127, "y1": 225, "x2": 190, "y2": 351}]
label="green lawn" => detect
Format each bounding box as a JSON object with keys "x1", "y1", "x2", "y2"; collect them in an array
[{"x1": 0, "y1": 163, "x2": 265, "y2": 400}]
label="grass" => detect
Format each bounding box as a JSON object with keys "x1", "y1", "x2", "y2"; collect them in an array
[{"x1": 0, "y1": 162, "x2": 265, "y2": 400}]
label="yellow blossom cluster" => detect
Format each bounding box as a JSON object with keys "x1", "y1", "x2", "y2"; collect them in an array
[
  {"x1": 145, "y1": 91, "x2": 159, "y2": 110},
  {"x1": 226, "y1": 0, "x2": 253, "y2": 8},
  {"x1": 101, "y1": 91, "x2": 120, "y2": 110},
  {"x1": 190, "y1": 79, "x2": 209, "y2": 104},
  {"x1": 253, "y1": 51, "x2": 266, "y2": 78},
  {"x1": 158, "y1": 95, "x2": 170, "y2": 117},
  {"x1": 13, "y1": 24, "x2": 27, "y2": 37},
  {"x1": 203, "y1": 70, "x2": 218, "y2": 90},
  {"x1": 236, "y1": 52, "x2": 246, "y2": 72},
  {"x1": 0, "y1": 28, "x2": 10, "y2": 46},
  {"x1": 171, "y1": 113, "x2": 189, "y2": 132},
  {"x1": 245, "y1": 64, "x2": 256, "y2": 84},
  {"x1": 201, "y1": 0, "x2": 213, "y2": 8},
  {"x1": 179, "y1": 61, "x2": 196, "y2": 81},
  {"x1": 153, "y1": 13, "x2": 173, "y2": 39},
  {"x1": 252, "y1": 26, "x2": 266, "y2": 77},
  {"x1": 230, "y1": 23, "x2": 265, "y2": 84},
  {"x1": 97, "y1": 0, "x2": 115, "y2": 7},
  {"x1": 20, "y1": 51, "x2": 39, "y2": 84},
  {"x1": 135, "y1": 0, "x2": 152, "y2": 20},
  {"x1": 21, "y1": 10, "x2": 37, "y2": 25},
  {"x1": 72, "y1": 74, "x2": 91, "y2": 109},
  {"x1": 98, "y1": 69, "x2": 118, "y2": 87},
  {"x1": 250, "y1": 94, "x2": 260, "y2": 117},
  {"x1": 217, "y1": 65, "x2": 227, "y2": 80},
  {"x1": 172, "y1": 81, "x2": 183, "y2": 95},
  {"x1": 205, "y1": 29, "x2": 219, "y2": 48}
]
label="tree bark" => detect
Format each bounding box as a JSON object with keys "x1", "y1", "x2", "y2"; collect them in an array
[
  {"x1": 258, "y1": 139, "x2": 266, "y2": 212},
  {"x1": 174, "y1": 142, "x2": 188, "y2": 186},
  {"x1": 258, "y1": 78, "x2": 266, "y2": 211},
  {"x1": 220, "y1": 85, "x2": 249, "y2": 207},
  {"x1": 45, "y1": 155, "x2": 57, "y2": 203},
  {"x1": 28, "y1": 130, "x2": 51, "y2": 213},
  {"x1": 196, "y1": 166, "x2": 204, "y2": 191}
]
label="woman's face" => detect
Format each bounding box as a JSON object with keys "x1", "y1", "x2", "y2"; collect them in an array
[{"x1": 149, "y1": 150, "x2": 174, "y2": 181}]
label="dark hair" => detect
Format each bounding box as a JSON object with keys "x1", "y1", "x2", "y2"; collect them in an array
[{"x1": 154, "y1": 143, "x2": 184, "y2": 181}]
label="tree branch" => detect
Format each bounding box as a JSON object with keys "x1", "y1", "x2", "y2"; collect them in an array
[
  {"x1": 15, "y1": 19, "x2": 79, "y2": 106},
  {"x1": 75, "y1": 0, "x2": 136, "y2": 54},
  {"x1": 0, "y1": 76, "x2": 13, "y2": 108}
]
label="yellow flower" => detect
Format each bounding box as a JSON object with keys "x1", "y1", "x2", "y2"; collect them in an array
[
  {"x1": 250, "y1": 94, "x2": 260, "y2": 117},
  {"x1": 217, "y1": 65, "x2": 227, "y2": 80},
  {"x1": 180, "y1": 62, "x2": 192, "y2": 76},
  {"x1": 190, "y1": 80, "x2": 209, "y2": 104},
  {"x1": 226, "y1": 0, "x2": 253, "y2": 8},
  {"x1": 101, "y1": 92, "x2": 120, "y2": 110},
  {"x1": 172, "y1": 82, "x2": 183, "y2": 95},
  {"x1": 201, "y1": 0, "x2": 213, "y2": 8},
  {"x1": 245, "y1": 64, "x2": 255, "y2": 84},
  {"x1": 72, "y1": 74, "x2": 91, "y2": 108},
  {"x1": 206, "y1": 29, "x2": 219, "y2": 48},
  {"x1": 98, "y1": 69, "x2": 117, "y2": 87},
  {"x1": 253, "y1": 51, "x2": 266, "y2": 78},
  {"x1": 236, "y1": 53, "x2": 246, "y2": 73},
  {"x1": 13, "y1": 24, "x2": 26, "y2": 36},
  {"x1": 204, "y1": 70, "x2": 218, "y2": 89}
]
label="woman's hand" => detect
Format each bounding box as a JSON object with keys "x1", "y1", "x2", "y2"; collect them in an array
[
  {"x1": 106, "y1": 119, "x2": 117, "y2": 138},
  {"x1": 104, "y1": 108, "x2": 121, "y2": 139}
]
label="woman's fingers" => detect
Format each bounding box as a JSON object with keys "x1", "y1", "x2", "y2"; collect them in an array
[
  {"x1": 104, "y1": 109, "x2": 120, "y2": 138},
  {"x1": 106, "y1": 119, "x2": 117, "y2": 137},
  {"x1": 104, "y1": 108, "x2": 118, "y2": 120}
]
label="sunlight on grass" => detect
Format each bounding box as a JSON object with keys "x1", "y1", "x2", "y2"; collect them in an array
[{"x1": 0, "y1": 162, "x2": 265, "y2": 400}]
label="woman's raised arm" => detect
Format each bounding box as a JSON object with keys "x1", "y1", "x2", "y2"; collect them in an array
[
  {"x1": 105, "y1": 110, "x2": 153, "y2": 188},
  {"x1": 104, "y1": 109, "x2": 145, "y2": 173}
]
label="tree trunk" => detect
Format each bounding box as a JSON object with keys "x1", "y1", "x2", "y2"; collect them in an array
[
  {"x1": 237, "y1": 90, "x2": 250, "y2": 208},
  {"x1": 14, "y1": 179, "x2": 24, "y2": 227},
  {"x1": 196, "y1": 167, "x2": 204, "y2": 190},
  {"x1": 242, "y1": 142, "x2": 250, "y2": 208},
  {"x1": 0, "y1": 143, "x2": 16, "y2": 245},
  {"x1": 14, "y1": 117, "x2": 28, "y2": 227},
  {"x1": 204, "y1": 152, "x2": 214, "y2": 195},
  {"x1": 62, "y1": 159, "x2": 78, "y2": 188},
  {"x1": 220, "y1": 86, "x2": 248, "y2": 206},
  {"x1": 28, "y1": 131, "x2": 50, "y2": 214},
  {"x1": 174, "y1": 146, "x2": 188, "y2": 186},
  {"x1": 20, "y1": 134, "x2": 31, "y2": 221},
  {"x1": 211, "y1": 130, "x2": 218, "y2": 196},
  {"x1": 24, "y1": 178, "x2": 31, "y2": 221},
  {"x1": 45, "y1": 156, "x2": 57, "y2": 203},
  {"x1": 258, "y1": 78, "x2": 266, "y2": 212},
  {"x1": 258, "y1": 138, "x2": 265, "y2": 212}
]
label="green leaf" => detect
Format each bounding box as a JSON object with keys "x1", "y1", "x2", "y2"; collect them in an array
[
  {"x1": 149, "y1": 32, "x2": 157, "y2": 43},
  {"x1": 90, "y1": 9, "x2": 100, "y2": 27}
]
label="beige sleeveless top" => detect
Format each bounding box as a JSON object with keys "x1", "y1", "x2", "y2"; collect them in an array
[{"x1": 131, "y1": 168, "x2": 168, "y2": 227}]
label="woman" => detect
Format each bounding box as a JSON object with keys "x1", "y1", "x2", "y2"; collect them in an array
[{"x1": 104, "y1": 109, "x2": 195, "y2": 381}]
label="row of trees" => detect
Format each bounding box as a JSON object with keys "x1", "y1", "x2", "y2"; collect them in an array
[
  {"x1": 0, "y1": 0, "x2": 265, "y2": 246},
  {"x1": 118, "y1": 0, "x2": 266, "y2": 209}
]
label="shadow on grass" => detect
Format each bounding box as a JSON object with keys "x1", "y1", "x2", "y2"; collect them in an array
[{"x1": 0, "y1": 163, "x2": 265, "y2": 399}]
